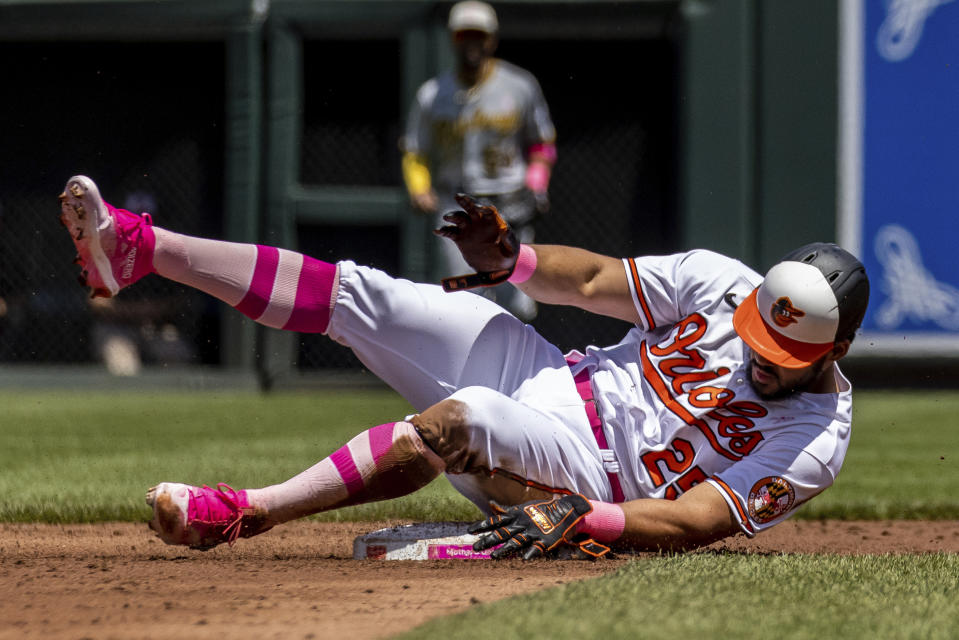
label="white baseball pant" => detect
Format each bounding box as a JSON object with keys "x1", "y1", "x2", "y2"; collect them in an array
[{"x1": 325, "y1": 260, "x2": 616, "y2": 508}]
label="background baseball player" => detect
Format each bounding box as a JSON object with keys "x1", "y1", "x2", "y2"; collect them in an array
[
  {"x1": 60, "y1": 175, "x2": 869, "y2": 558},
  {"x1": 401, "y1": 0, "x2": 556, "y2": 321}
]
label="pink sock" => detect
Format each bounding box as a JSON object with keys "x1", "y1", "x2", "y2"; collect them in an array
[
  {"x1": 245, "y1": 421, "x2": 445, "y2": 524},
  {"x1": 152, "y1": 228, "x2": 338, "y2": 333}
]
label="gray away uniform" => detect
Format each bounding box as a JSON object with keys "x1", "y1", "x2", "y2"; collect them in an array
[{"x1": 404, "y1": 59, "x2": 556, "y2": 318}]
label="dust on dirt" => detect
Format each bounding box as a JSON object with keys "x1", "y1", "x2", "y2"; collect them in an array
[{"x1": 1, "y1": 519, "x2": 957, "y2": 639}]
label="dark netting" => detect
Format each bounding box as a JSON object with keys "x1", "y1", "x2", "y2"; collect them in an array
[
  {"x1": 0, "y1": 42, "x2": 225, "y2": 369},
  {"x1": 296, "y1": 37, "x2": 679, "y2": 368},
  {"x1": 0, "y1": 35, "x2": 677, "y2": 374},
  {"x1": 296, "y1": 38, "x2": 405, "y2": 370},
  {"x1": 295, "y1": 222, "x2": 401, "y2": 370},
  {"x1": 300, "y1": 39, "x2": 403, "y2": 187}
]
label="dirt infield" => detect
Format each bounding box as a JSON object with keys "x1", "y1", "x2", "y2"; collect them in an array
[{"x1": 2, "y1": 520, "x2": 957, "y2": 639}]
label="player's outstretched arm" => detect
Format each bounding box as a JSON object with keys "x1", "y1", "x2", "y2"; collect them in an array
[
  {"x1": 471, "y1": 482, "x2": 741, "y2": 558},
  {"x1": 514, "y1": 244, "x2": 640, "y2": 324},
  {"x1": 435, "y1": 194, "x2": 639, "y2": 322},
  {"x1": 613, "y1": 482, "x2": 741, "y2": 552}
]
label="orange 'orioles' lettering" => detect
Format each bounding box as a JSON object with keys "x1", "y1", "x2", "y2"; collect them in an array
[
  {"x1": 639, "y1": 313, "x2": 767, "y2": 482},
  {"x1": 640, "y1": 343, "x2": 739, "y2": 462},
  {"x1": 650, "y1": 315, "x2": 731, "y2": 395},
  {"x1": 687, "y1": 385, "x2": 767, "y2": 457},
  {"x1": 710, "y1": 409, "x2": 764, "y2": 456}
]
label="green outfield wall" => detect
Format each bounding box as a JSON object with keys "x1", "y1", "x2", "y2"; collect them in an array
[{"x1": 0, "y1": 0, "x2": 844, "y2": 384}]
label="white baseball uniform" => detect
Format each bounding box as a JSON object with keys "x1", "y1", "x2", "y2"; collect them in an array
[{"x1": 325, "y1": 249, "x2": 851, "y2": 536}]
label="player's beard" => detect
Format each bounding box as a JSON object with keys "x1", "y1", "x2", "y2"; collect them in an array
[{"x1": 747, "y1": 356, "x2": 828, "y2": 400}]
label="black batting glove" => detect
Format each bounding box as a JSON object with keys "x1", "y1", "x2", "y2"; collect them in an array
[
  {"x1": 469, "y1": 494, "x2": 610, "y2": 560},
  {"x1": 434, "y1": 193, "x2": 520, "y2": 292}
]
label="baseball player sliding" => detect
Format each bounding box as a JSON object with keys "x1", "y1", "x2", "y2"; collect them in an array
[{"x1": 60, "y1": 175, "x2": 869, "y2": 558}]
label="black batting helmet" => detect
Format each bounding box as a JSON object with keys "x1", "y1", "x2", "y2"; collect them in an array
[{"x1": 733, "y1": 242, "x2": 870, "y2": 368}]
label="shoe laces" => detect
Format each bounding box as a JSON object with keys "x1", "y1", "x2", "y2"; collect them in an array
[
  {"x1": 106, "y1": 202, "x2": 151, "y2": 233},
  {"x1": 129, "y1": 212, "x2": 153, "y2": 247},
  {"x1": 115, "y1": 209, "x2": 153, "y2": 239},
  {"x1": 204, "y1": 483, "x2": 253, "y2": 547}
]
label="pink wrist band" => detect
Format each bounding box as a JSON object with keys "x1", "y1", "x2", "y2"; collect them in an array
[
  {"x1": 527, "y1": 142, "x2": 558, "y2": 164},
  {"x1": 578, "y1": 500, "x2": 626, "y2": 543},
  {"x1": 508, "y1": 244, "x2": 537, "y2": 283},
  {"x1": 524, "y1": 162, "x2": 551, "y2": 193}
]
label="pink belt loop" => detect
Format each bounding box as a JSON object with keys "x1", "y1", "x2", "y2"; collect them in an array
[{"x1": 566, "y1": 357, "x2": 626, "y2": 503}]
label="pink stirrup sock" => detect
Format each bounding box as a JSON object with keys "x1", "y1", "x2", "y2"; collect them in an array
[
  {"x1": 152, "y1": 228, "x2": 338, "y2": 333},
  {"x1": 245, "y1": 422, "x2": 445, "y2": 524},
  {"x1": 578, "y1": 500, "x2": 626, "y2": 543}
]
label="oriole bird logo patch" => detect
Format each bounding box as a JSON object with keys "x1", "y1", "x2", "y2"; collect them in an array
[{"x1": 770, "y1": 296, "x2": 805, "y2": 328}]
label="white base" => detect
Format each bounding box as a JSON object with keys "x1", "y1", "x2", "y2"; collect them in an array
[{"x1": 353, "y1": 522, "x2": 494, "y2": 560}]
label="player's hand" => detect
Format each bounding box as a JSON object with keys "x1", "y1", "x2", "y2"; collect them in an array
[
  {"x1": 434, "y1": 193, "x2": 520, "y2": 291},
  {"x1": 469, "y1": 494, "x2": 610, "y2": 560},
  {"x1": 410, "y1": 190, "x2": 438, "y2": 213}
]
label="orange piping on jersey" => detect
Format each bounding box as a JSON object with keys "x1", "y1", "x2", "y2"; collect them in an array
[
  {"x1": 711, "y1": 475, "x2": 754, "y2": 535},
  {"x1": 640, "y1": 341, "x2": 740, "y2": 462},
  {"x1": 627, "y1": 258, "x2": 656, "y2": 330},
  {"x1": 467, "y1": 466, "x2": 574, "y2": 497}
]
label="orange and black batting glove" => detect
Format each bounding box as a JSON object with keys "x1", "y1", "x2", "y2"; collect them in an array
[
  {"x1": 469, "y1": 494, "x2": 611, "y2": 560},
  {"x1": 434, "y1": 193, "x2": 520, "y2": 292}
]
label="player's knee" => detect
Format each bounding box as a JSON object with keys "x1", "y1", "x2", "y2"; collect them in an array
[
  {"x1": 411, "y1": 386, "x2": 503, "y2": 473},
  {"x1": 410, "y1": 397, "x2": 473, "y2": 473}
]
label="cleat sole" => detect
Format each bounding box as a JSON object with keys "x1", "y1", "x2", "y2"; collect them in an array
[{"x1": 59, "y1": 175, "x2": 119, "y2": 298}]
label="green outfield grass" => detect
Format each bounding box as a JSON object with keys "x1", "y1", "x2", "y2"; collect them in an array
[
  {"x1": 802, "y1": 389, "x2": 959, "y2": 519},
  {"x1": 401, "y1": 553, "x2": 959, "y2": 640},
  {"x1": 2, "y1": 387, "x2": 955, "y2": 639},
  {"x1": 0, "y1": 388, "x2": 956, "y2": 523},
  {"x1": 0, "y1": 388, "x2": 478, "y2": 523}
]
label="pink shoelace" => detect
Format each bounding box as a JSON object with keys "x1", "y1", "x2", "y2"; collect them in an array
[{"x1": 206, "y1": 483, "x2": 253, "y2": 547}]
